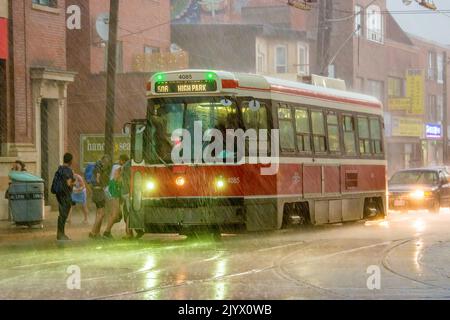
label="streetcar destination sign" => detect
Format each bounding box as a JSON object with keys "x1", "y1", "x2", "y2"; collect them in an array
[{"x1": 155, "y1": 80, "x2": 217, "y2": 94}]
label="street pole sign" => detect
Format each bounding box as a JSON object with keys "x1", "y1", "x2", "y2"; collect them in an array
[{"x1": 80, "y1": 134, "x2": 131, "y2": 171}]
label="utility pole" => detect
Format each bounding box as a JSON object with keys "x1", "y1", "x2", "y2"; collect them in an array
[
  {"x1": 444, "y1": 50, "x2": 448, "y2": 164},
  {"x1": 104, "y1": 0, "x2": 119, "y2": 160},
  {"x1": 316, "y1": 0, "x2": 333, "y2": 76}
]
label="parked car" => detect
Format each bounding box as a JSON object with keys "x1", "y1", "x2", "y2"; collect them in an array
[{"x1": 388, "y1": 167, "x2": 450, "y2": 213}]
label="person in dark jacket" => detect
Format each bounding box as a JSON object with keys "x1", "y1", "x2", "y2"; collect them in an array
[
  {"x1": 89, "y1": 155, "x2": 111, "y2": 239},
  {"x1": 54, "y1": 153, "x2": 75, "y2": 241}
]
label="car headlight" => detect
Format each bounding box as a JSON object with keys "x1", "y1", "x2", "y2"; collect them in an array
[{"x1": 409, "y1": 190, "x2": 425, "y2": 200}]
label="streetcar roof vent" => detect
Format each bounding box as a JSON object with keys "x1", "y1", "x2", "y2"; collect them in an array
[{"x1": 310, "y1": 74, "x2": 347, "y2": 91}]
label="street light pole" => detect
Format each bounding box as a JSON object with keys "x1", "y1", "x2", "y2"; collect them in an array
[
  {"x1": 104, "y1": 0, "x2": 119, "y2": 160},
  {"x1": 316, "y1": 0, "x2": 333, "y2": 76}
]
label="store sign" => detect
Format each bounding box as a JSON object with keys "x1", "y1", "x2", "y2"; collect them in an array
[
  {"x1": 426, "y1": 124, "x2": 442, "y2": 139},
  {"x1": 155, "y1": 80, "x2": 217, "y2": 94},
  {"x1": 392, "y1": 117, "x2": 423, "y2": 137},
  {"x1": 80, "y1": 134, "x2": 131, "y2": 170},
  {"x1": 388, "y1": 98, "x2": 411, "y2": 112},
  {"x1": 406, "y1": 69, "x2": 425, "y2": 115}
]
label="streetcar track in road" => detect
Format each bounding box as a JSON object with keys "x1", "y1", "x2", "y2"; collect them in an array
[{"x1": 380, "y1": 238, "x2": 450, "y2": 290}]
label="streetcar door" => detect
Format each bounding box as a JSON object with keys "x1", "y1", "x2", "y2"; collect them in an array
[{"x1": 128, "y1": 119, "x2": 147, "y2": 163}]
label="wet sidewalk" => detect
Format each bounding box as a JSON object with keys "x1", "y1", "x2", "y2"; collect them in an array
[{"x1": 0, "y1": 209, "x2": 127, "y2": 246}]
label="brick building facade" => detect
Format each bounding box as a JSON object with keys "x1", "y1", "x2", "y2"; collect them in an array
[
  {"x1": 0, "y1": 0, "x2": 76, "y2": 218},
  {"x1": 66, "y1": 0, "x2": 171, "y2": 171}
]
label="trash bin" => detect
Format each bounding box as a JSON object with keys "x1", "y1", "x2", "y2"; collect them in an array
[{"x1": 8, "y1": 172, "x2": 45, "y2": 227}]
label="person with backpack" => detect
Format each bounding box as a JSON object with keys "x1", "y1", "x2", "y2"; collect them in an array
[{"x1": 51, "y1": 153, "x2": 75, "y2": 241}]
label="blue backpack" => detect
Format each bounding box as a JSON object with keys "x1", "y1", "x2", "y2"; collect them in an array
[{"x1": 84, "y1": 163, "x2": 96, "y2": 185}]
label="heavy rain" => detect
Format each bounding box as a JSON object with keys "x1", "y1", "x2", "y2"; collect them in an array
[{"x1": 1, "y1": 0, "x2": 450, "y2": 303}]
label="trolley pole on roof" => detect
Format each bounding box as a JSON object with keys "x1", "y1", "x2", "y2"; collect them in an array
[{"x1": 104, "y1": 0, "x2": 119, "y2": 160}]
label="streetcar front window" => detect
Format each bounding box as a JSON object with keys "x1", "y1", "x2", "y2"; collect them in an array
[{"x1": 148, "y1": 97, "x2": 240, "y2": 164}]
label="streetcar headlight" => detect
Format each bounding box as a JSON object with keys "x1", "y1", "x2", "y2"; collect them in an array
[
  {"x1": 145, "y1": 180, "x2": 156, "y2": 191},
  {"x1": 409, "y1": 190, "x2": 425, "y2": 200},
  {"x1": 216, "y1": 177, "x2": 226, "y2": 189}
]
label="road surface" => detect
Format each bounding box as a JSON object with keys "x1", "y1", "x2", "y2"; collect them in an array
[{"x1": 1, "y1": 210, "x2": 450, "y2": 300}]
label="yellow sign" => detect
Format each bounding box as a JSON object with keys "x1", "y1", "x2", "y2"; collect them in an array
[
  {"x1": 392, "y1": 117, "x2": 423, "y2": 137},
  {"x1": 406, "y1": 69, "x2": 425, "y2": 115},
  {"x1": 0, "y1": 0, "x2": 7, "y2": 19},
  {"x1": 133, "y1": 51, "x2": 189, "y2": 73},
  {"x1": 388, "y1": 98, "x2": 411, "y2": 111}
]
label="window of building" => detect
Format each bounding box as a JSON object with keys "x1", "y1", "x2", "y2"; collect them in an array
[
  {"x1": 343, "y1": 115, "x2": 357, "y2": 155},
  {"x1": 257, "y1": 44, "x2": 267, "y2": 74},
  {"x1": 427, "y1": 95, "x2": 438, "y2": 122},
  {"x1": 355, "y1": 5, "x2": 363, "y2": 36},
  {"x1": 297, "y1": 43, "x2": 309, "y2": 76},
  {"x1": 388, "y1": 77, "x2": 404, "y2": 97},
  {"x1": 367, "y1": 79, "x2": 384, "y2": 102},
  {"x1": 355, "y1": 77, "x2": 364, "y2": 92},
  {"x1": 104, "y1": 41, "x2": 123, "y2": 73},
  {"x1": 370, "y1": 118, "x2": 383, "y2": 154},
  {"x1": 278, "y1": 106, "x2": 295, "y2": 152},
  {"x1": 437, "y1": 53, "x2": 444, "y2": 84},
  {"x1": 275, "y1": 45, "x2": 288, "y2": 74},
  {"x1": 328, "y1": 64, "x2": 336, "y2": 79},
  {"x1": 295, "y1": 108, "x2": 312, "y2": 153},
  {"x1": 428, "y1": 51, "x2": 436, "y2": 81},
  {"x1": 144, "y1": 46, "x2": 160, "y2": 54},
  {"x1": 358, "y1": 116, "x2": 371, "y2": 155},
  {"x1": 32, "y1": 0, "x2": 57, "y2": 7},
  {"x1": 327, "y1": 114, "x2": 341, "y2": 153},
  {"x1": 311, "y1": 111, "x2": 327, "y2": 153},
  {"x1": 366, "y1": 5, "x2": 383, "y2": 43}
]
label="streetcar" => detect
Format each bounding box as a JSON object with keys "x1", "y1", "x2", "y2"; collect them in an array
[{"x1": 125, "y1": 70, "x2": 387, "y2": 234}]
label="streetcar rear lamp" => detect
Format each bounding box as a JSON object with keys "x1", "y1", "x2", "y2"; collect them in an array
[{"x1": 146, "y1": 82, "x2": 152, "y2": 91}]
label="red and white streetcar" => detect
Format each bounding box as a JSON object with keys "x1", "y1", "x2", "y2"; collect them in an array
[{"x1": 126, "y1": 70, "x2": 387, "y2": 234}]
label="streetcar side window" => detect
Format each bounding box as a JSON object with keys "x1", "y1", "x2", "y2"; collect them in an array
[
  {"x1": 242, "y1": 101, "x2": 268, "y2": 130},
  {"x1": 294, "y1": 108, "x2": 312, "y2": 153},
  {"x1": 358, "y1": 116, "x2": 371, "y2": 155},
  {"x1": 311, "y1": 111, "x2": 327, "y2": 153},
  {"x1": 370, "y1": 117, "x2": 383, "y2": 155},
  {"x1": 327, "y1": 113, "x2": 341, "y2": 153},
  {"x1": 343, "y1": 115, "x2": 357, "y2": 155},
  {"x1": 278, "y1": 105, "x2": 296, "y2": 152}
]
